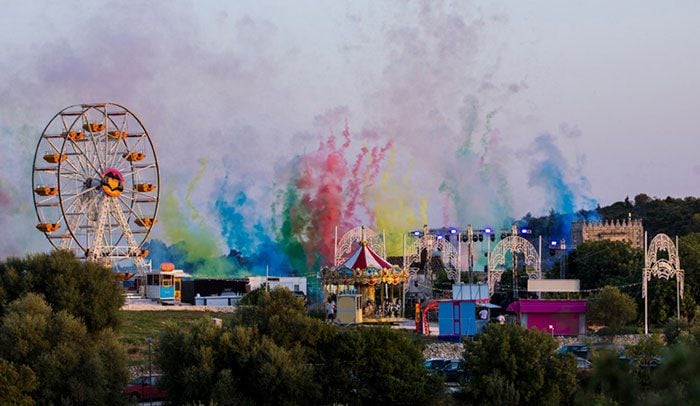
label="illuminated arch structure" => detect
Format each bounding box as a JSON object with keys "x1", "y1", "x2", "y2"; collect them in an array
[
  {"x1": 487, "y1": 225, "x2": 542, "y2": 296},
  {"x1": 403, "y1": 226, "x2": 461, "y2": 286},
  {"x1": 643, "y1": 233, "x2": 684, "y2": 334}
]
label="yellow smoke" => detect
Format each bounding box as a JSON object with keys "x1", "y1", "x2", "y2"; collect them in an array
[{"x1": 371, "y1": 148, "x2": 428, "y2": 256}]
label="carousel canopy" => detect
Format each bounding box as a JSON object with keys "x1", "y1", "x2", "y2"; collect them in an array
[
  {"x1": 322, "y1": 240, "x2": 407, "y2": 286},
  {"x1": 339, "y1": 240, "x2": 395, "y2": 271}
]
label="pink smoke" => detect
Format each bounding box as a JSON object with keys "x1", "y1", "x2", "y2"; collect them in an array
[{"x1": 295, "y1": 121, "x2": 390, "y2": 265}]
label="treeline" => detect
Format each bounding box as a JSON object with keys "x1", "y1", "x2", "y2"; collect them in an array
[
  {"x1": 521, "y1": 194, "x2": 700, "y2": 242},
  {"x1": 157, "y1": 288, "x2": 444, "y2": 405},
  {"x1": 599, "y1": 194, "x2": 700, "y2": 237}
]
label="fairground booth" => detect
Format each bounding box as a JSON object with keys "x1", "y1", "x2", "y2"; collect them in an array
[
  {"x1": 321, "y1": 226, "x2": 408, "y2": 323},
  {"x1": 507, "y1": 299, "x2": 587, "y2": 335},
  {"x1": 504, "y1": 279, "x2": 587, "y2": 336},
  {"x1": 144, "y1": 262, "x2": 191, "y2": 304}
]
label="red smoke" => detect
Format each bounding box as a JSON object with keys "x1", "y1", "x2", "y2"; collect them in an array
[{"x1": 295, "y1": 122, "x2": 390, "y2": 265}]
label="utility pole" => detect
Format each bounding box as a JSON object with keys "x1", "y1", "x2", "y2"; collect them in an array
[
  {"x1": 146, "y1": 336, "x2": 152, "y2": 406},
  {"x1": 467, "y1": 225, "x2": 474, "y2": 299}
]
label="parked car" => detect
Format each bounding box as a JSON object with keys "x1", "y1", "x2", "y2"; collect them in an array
[
  {"x1": 621, "y1": 353, "x2": 663, "y2": 369},
  {"x1": 424, "y1": 358, "x2": 450, "y2": 373},
  {"x1": 576, "y1": 356, "x2": 592, "y2": 369},
  {"x1": 439, "y1": 359, "x2": 467, "y2": 383},
  {"x1": 122, "y1": 374, "x2": 165, "y2": 401},
  {"x1": 556, "y1": 344, "x2": 590, "y2": 360}
]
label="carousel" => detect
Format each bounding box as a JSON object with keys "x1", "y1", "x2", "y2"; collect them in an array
[{"x1": 321, "y1": 226, "x2": 408, "y2": 323}]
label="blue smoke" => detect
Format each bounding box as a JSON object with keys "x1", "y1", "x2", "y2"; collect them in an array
[
  {"x1": 214, "y1": 182, "x2": 294, "y2": 276},
  {"x1": 527, "y1": 133, "x2": 598, "y2": 242}
]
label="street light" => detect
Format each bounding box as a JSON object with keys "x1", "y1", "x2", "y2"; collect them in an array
[{"x1": 548, "y1": 325, "x2": 554, "y2": 337}]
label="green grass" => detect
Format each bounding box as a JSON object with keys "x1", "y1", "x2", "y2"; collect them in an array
[{"x1": 119, "y1": 310, "x2": 235, "y2": 367}]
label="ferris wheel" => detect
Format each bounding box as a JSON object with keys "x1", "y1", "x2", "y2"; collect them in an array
[{"x1": 32, "y1": 103, "x2": 159, "y2": 272}]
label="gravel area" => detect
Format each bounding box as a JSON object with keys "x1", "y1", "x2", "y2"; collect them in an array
[
  {"x1": 423, "y1": 342, "x2": 464, "y2": 360},
  {"x1": 122, "y1": 297, "x2": 237, "y2": 312},
  {"x1": 121, "y1": 304, "x2": 237, "y2": 312},
  {"x1": 422, "y1": 334, "x2": 653, "y2": 361}
]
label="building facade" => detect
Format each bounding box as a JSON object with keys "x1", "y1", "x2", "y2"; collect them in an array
[
  {"x1": 571, "y1": 219, "x2": 644, "y2": 249},
  {"x1": 247, "y1": 276, "x2": 307, "y2": 296}
]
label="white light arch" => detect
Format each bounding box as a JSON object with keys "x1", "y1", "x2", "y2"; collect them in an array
[
  {"x1": 643, "y1": 232, "x2": 684, "y2": 334},
  {"x1": 487, "y1": 234, "x2": 541, "y2": 296}
]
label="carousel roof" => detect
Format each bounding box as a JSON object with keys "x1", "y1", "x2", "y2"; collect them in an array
[{"x1": 339, "y1": 240, "x2": 395, "y2": 271}]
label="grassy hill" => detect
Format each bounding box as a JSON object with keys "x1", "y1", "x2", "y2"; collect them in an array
[{"x1": 119, "y1": 310, "x2": 236, "y2": 368}]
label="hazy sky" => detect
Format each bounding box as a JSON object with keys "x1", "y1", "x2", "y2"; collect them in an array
[{"x1": 1, "y1": 1, "x2": 699, "y2": 258}]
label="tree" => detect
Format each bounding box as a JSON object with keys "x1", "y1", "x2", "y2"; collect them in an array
[
  {"x1": 580, "y1": 350, "x2": 638, "y2": 405},
  {"x1": 646, "y1": 277, "x2": 696, "y2": 326},
  {"x1": 0, "y1": 294, "x2": 128, "y2": 405},
  {"x1": 679, "y1": 233, "x2": 700, "y2": 306},
  {"x1": 158, "y1": 318, "x2": 318, "y2": 405},
  {"x1": 588, "y1": 286, "x2": 637, "y2": 332},
  {"x1": 463, "y1": 323, "x2": 577, "y2": 405},
  {"x1": 0, "y1": 250, "x2": 124, "y2": 332},
  {"x1": 566, "y1": 241, "x2": 642, "y2": 291},
  {"x1": 0, "y1": 358, "x2": 35, "y2": 405},
  {"x1": 646, "y1": 342, "x2": 700, "y2": 404},
  {"x1": 237, "y1": 287, "x2": 330, "y2": 348},
  {"x1": 624, "y1": 334, "x2": 664, "y2": 389},
  {"x1": 317, "y1": 326, "x2": 444, "y2": 405}
]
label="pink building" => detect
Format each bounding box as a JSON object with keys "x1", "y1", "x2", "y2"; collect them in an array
[{"x1": 507, "y1": 299, "x2": 587, "y2": 336}]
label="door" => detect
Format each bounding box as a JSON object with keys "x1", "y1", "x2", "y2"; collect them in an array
[
  {"x1": 453, "y1": 302, "x2": 461, "y2": 336},
  {"x1": 174, "y1": 278, "x2": 181, "y2": 302}
]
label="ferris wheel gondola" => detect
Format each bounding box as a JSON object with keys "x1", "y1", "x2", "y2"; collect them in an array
[{"x1": 32, "y1": 103, "x2": 159, "y2": 274}]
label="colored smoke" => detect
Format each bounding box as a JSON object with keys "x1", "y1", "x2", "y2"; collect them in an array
[
  {"x1": 526, "y1": 133, "x2": 599, "y2": 241},
  {"x1": 0, "y1": 2, "x2": 611, "y2": 277},
  {"x1": 277, "y1": 118, "x2": 391, "y2": 271}
]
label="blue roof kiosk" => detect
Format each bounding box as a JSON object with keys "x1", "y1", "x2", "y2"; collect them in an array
[{"x1": 438, "y1": 284, "x2": 492, "y2": 341}]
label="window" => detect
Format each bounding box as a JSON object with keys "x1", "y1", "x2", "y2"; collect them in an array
[
  {"x1": 130, "y1": 376, "x2": 146, "y2": 385},
  {"x1": 294, "y1": 284, "x2": 300, "y2": 292}
]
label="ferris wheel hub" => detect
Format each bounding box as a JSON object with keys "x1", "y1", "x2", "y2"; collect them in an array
[{"x1": 100, "y1": 168, "x2": 125, "y2": 197}]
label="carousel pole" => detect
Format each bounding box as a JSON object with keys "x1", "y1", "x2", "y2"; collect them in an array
[
  {"x1": 383, "y1": 229, "x2": 387, "y2": 258},
  {"x1": 386, "y1": 229, "x2": 392, "y2": 316}
]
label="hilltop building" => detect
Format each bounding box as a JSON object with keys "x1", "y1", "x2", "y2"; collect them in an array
[{"x1": 571, "y1": 219, "x2": 644, "y2": 249}]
